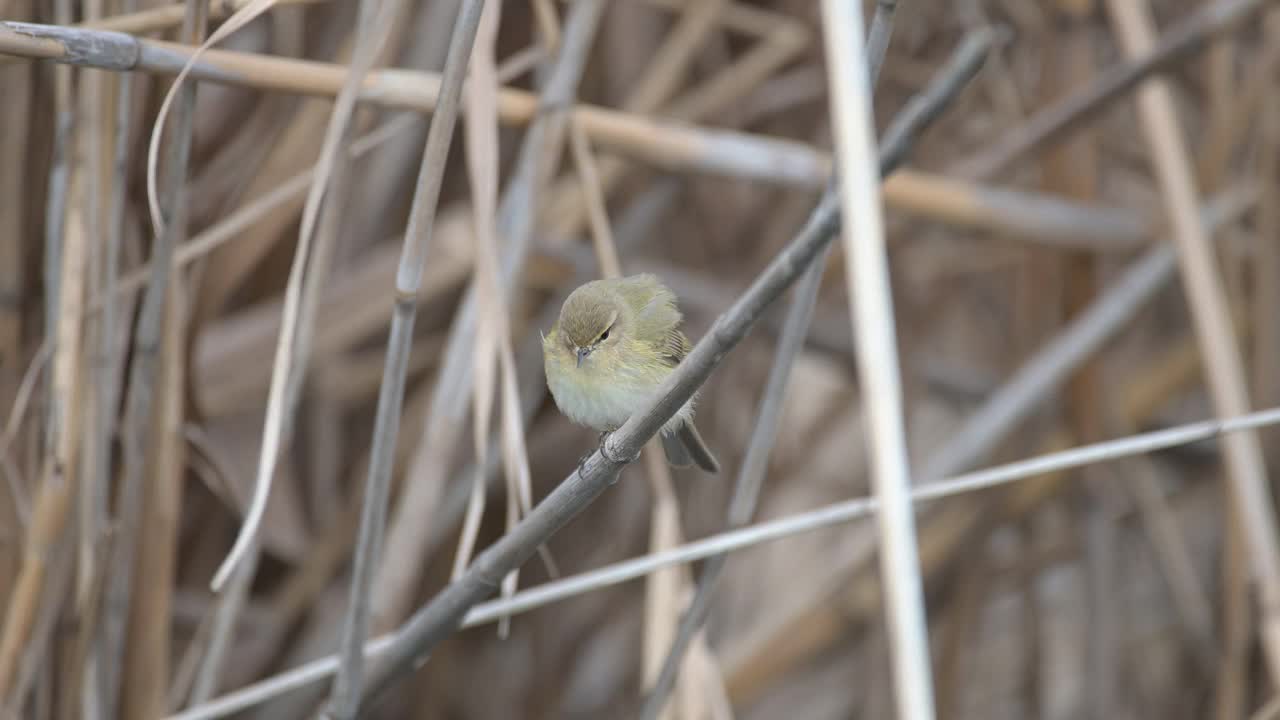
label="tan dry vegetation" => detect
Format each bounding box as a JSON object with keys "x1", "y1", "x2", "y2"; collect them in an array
[{"x1": 0, "y1": 0, "x2": 1278, "y2": 718}]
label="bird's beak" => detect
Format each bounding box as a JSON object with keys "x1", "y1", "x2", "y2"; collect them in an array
[{"x1": 576, "y1": 347, "x2": 589, "y2": 367}]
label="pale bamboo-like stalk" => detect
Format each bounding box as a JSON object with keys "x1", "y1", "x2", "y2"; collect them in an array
[
  {"x1": 1105, "y1": 0, "x2": 1280, "y2": 686},
  {"x1": 640, "y1": 3, "x2": 900, "y2": 716},
  {"x1": 168, "y1": 399, "x2": 1280, "y2": 720},
  {"x1": 820, "y1": 2, "x2": 934, "y2": 718},
  {"x1": 72, "y1": 1, "x2": 111, "y2": 712}
]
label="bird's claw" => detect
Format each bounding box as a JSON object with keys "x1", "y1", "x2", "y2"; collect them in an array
[
  {"x1": 575, "y1": 431, "x2": 638, "y2": 476},
  {"x1": 598, "y1": 430, "x2": 639, "y2": 465}
]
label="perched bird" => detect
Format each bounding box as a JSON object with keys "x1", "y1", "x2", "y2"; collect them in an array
[{"x1": 543, "y1": 273, "x2": 720, "y2": 473}]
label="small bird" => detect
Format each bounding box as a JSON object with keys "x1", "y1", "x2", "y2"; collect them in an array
[{"x1": 543, "y1": 273, "x2": 720, "y2": 473}]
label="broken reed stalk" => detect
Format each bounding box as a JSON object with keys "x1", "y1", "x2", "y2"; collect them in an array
[
  {"x1": 353, "y1": 27, "x2": 996, "y2": 711},
  {"x1": 324, "y1": 0, "x2": 487, "y2": 717}
]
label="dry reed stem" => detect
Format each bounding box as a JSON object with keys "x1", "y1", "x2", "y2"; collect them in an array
[
  {"x1": 531, "y1": 0, "x2": 558, "y2": 51},
  {"x1": 118, "y1": 2, "x2": 205, "y2": 714},
  {"x1": 326, "y1": 0, "x2": 486, "y2": 713},
  {"x1": 369, "y1": 0, "x2": 608, "y2": 632},
  {"x1": 3, "y1": 2, "x2": 1263, "y2": 717},
  {"x1": 207, "y1": 0, "x2": 400, "y2": 594},
  {"x1": 186, "y1": 22, "x2": 366, "y2": 333},
  {"x1": 97, "y1": 1, "x2": 204, "y2": 708},
  {"x1": 721, "y1": 183, "x2": 1256, "y2": 701},
  {"x1": 0, "y1": 20, "x2": 1161, "y2": 249},
  {"x1": 1253, "y1": 10, "x2": 1280, "y2": 454},
  {"x1": 1040, "y1": 0, "x2": 1215, "y2": 692},
  {"x1": 1198, "y1": 0, "x2": 1238, "y2": 192},
  {"x1": 194, "y1": 236, "x2": 469, "y2": 420},
  {"x1": 565, "y1": 54, "x2": 719, "y2": 711},
  {"x1": 624, "y1": 0, "x2": 729, "y2": 116},
  {"x1": 543, "y1": 3, "x2": 801, "y2": 241},
  {"x1": 453, "y1": 0, "x2": 501, "y2": 585},
  {"x1": 122, "y1": 275, "x2": 187, "y2": 719},
  {"x1": 84, "y1": 1, "x2": 136, "y2": 705},
  {"x1": 918, "y1": 183, "x2": 1254, "y2": 482},
  {"x1": 71, "y1": 0, "x2": 112, "y2": 708},
  {"x1": 102, "y1": 114, "x2": 418, "y2": 306},
  {"x1": 168, "y1": 400, "x2": 1280, "y2": 720},
  {"x1": 455, "y1": 0, "x2": 542, "y2": 643},
  {"x1": 3, "y1": 539, "x2": 73, "y2": 718},
  {"x1": 822, "y1": 2, "x2": 934, "y2": 716},
  {"x1": 349, "y1": 28, "x2": 994, "y2": 709},
  {"x1": 0, "y1": 0, "x2": 323, "y2": 46},
  {"x1": 642, "y1": 4, "x2": 900, "y2": 716},
  {"x1": 0, "y1": 13, "x2": 83, "y2": 699},
  {"x1": 1106, "y1": 0, "x2": 1280, "y2": 687},
  {"x1": 0, "y1": 1, "x2": 28, "y2": 362},
  {"x1": 957, "y1": 0, "x2": 1277, "y2": 178},
  {"x1": 568, "y1": 120, "x2": 621, "y2": 280}
]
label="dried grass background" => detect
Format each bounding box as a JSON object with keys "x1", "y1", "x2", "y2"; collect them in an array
[{"x1": 1, "y1": 0, "x2": 1279, "y2": 718}]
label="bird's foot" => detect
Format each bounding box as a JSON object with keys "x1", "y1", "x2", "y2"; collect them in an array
[
  {"x1": 574, "y1": 431, "x2": 640, "y2": 478},
  {"x1": 598, "y1": 430, "x2": 640, "y2": 464}
]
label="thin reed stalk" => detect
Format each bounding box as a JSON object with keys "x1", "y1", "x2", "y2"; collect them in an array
[
  {"x1": 325, "y1": 1, "x2": 486, "y2": 716},
  {"x1": 168, "y1": 399, "x2": 1280, "y2": 720}
]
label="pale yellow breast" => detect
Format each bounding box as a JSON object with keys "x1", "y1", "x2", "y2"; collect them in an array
[{"x1": 544, "y1": 349, "x2": 696, "y2": 435}]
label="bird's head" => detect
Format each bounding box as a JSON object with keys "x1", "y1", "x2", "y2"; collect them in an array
[{"x1": 556, "y1": 282, "x2": 624, "y2": 368}]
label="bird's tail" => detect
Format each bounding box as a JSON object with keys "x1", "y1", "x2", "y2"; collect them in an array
[{"x1": 661, "y1": 421, "x2": 720, "y2": 474}]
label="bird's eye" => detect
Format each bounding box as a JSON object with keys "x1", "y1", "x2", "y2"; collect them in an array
[{"x1": 600, "y1": 329, "x2": 610, "y2": 341}]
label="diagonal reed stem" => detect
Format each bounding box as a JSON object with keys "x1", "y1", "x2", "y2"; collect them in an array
[{"x1": 355, "y1": 25, "x2": 996, "y2": 710}]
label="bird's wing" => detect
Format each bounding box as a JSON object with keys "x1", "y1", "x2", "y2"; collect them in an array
[
  {"x1": 620, "y1": 275, "x2": 688, "y2": 368},
  {"x1": 659, "y1": 327, "x2": 691, "y2": 368}
]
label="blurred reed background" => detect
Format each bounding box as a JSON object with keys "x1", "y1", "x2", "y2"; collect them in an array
[{"x1": 1, "y1": 0, "x2": 1279, "y2": 718}]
